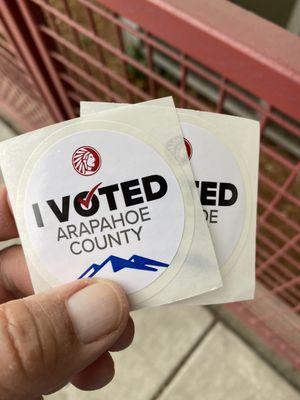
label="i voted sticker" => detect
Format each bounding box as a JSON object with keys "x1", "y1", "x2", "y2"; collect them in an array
[
  {"x1": 22, "y1": 130, "x2": 185, "y2": 294},
  {"x1": 79, "y1": 102, "x2": 258, "y2": 304}
]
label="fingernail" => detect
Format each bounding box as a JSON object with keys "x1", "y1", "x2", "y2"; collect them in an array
[{"x1": 67, "y1": 282, "x2": 122, "y2": 344}]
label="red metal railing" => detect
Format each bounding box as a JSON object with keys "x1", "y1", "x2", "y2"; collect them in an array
[
  {"x1": 0, "y1": 0, "x2": 299, "y2": 371},
  {"x1": 0, "y1": 10, "x2": 53, "y2": 130}
]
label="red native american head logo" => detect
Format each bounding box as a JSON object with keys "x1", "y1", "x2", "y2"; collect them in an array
[{"x1": 72, "y1": 146, "x2": 101, "y2": 176}]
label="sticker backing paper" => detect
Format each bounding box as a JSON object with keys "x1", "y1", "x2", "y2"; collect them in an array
[
  {"x1": 0, "y1": 98, "x2": 222, "y2": 309},
  {"x1": 81, "y1": 101, "x2": 260, "y2": 304}
]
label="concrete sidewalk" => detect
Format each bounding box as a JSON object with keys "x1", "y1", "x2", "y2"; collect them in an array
[{"x1": 47, "y1": 306, "x2": 299, "y2": 400}]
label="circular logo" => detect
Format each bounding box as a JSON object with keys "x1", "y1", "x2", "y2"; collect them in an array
[
  {"x1": 184, "y1": 138, "x2": 193, "y2": 160},
  {"x1": 72, "y1": 146, "x2": 101, "y2": 176},
  {"x1": 166, "y1": 136, "x2": 192, "y2": 164}
]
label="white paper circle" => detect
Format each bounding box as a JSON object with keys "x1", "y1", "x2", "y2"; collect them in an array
[{"x1": 22, "y1": 130, "x2": 185, "y2": 294}]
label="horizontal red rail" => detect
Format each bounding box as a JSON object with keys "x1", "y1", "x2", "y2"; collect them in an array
[{"x1": 95, "y1": 0, "x2": 300, "y2": 121}]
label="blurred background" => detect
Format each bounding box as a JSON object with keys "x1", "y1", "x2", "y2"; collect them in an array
[{"x1": 0, "y1": 0, "x2": 299, "y2": 399}]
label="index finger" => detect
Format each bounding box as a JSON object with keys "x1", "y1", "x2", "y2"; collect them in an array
[{"x1": 0, "y1": 185, "x2": 18, "y2": 240}]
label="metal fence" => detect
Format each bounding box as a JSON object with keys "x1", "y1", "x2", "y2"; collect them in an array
[
  {"x1": 0, "y1": 10, "x2": 53, "y2": 130},
  {"x1": 0, "y1": 0, "x2": 299, "y2": 371}
]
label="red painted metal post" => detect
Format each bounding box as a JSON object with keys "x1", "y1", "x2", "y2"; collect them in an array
[
  {"x1": 0, "y1": 1, "x2": 64, "y2": 122},
  {"x1": 16, "y1": 0, "x2": 76, "y2": 119}
]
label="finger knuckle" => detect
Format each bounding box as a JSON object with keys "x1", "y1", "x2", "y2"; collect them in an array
[{"x1": 0, "y1": 300, "x2": 45, "y2": 382}]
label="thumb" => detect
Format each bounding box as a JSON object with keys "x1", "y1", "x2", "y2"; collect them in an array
[{"x1": 0, "y1": 278, "x2": 129, "y2": 400}]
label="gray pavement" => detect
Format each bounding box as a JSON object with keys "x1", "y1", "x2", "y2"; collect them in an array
[{"x1": 46, "y1": 308, "x2": 299, "y2": 400}]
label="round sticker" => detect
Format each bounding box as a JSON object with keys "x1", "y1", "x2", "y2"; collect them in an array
[
  {"x1": 23, "y1": 130, "x2": 185, "y2": 294},
  {"x1": 181, "y1": 122, "x2": 246, "y2": 267}
]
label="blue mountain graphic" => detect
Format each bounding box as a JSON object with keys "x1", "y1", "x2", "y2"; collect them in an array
[{"x1": 78, "y1": 255, "x2": 169, "y2": 279}]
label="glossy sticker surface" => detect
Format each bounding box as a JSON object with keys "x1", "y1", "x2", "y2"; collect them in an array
[{"x1": 24, "y1": 130, "x2": 185, "y2": 293}]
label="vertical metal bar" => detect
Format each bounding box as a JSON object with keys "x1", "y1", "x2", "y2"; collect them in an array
[
  {"x1": 61, "y1": 0, "x2": 92, "y2": 78},
  {"x1": 114, "y1": 12, "x2": 133, "y2": 102},
  {"x1": 259, "y1": 104, "x2": 271, "y2": 133},
  {"x1": 179, "y1": 53, "x2": 187, "y2": 108},
  {"x1": 0, "y1": 1, "x2": 64, "y2": 121},
  {"x1": 44, "y1": 0, "x2": 73, "y2": 62},
  {"x1": 216, "y1": 77, "x2": 227, "y2": 113},
  {"x1": 145, "y1": 33, "x2": 156, "y2": 98},
  {"x1": 15, "y1": 0, "x2": 75, "y2": 119},
  {"x1": 85, "y1": 5, "x2": 113, "y2": 100},
  {"x1": 43, "y1": 0, "x2": 78, "y2": 112},
  {"x1": 44, "y1": 0, "x2": 61, "y2": 33}
]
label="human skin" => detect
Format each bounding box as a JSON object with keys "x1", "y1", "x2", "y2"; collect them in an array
[{"x1": 0, "y1": 185, "x2": 134, "y2": 400}]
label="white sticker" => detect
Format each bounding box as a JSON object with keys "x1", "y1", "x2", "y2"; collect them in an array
[
  {"x1": 23, "y1": 130, "x2": 185, "y2": 294},
  {"x1": 1, "y1": 98, "x2": 223, "y2": 308},
  {"x1": 181, "y1": 122, "x2": 246, "y2": 266},
  {"x1": 80, "y1": 102, "x2": 259, "y2": 304}
]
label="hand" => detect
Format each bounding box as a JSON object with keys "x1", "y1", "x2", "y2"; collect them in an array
[{"x1": 0, "y1": 185, "x2": 134, "y2": 399}]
